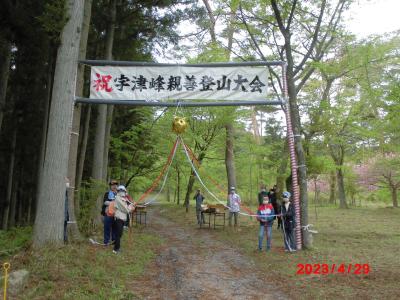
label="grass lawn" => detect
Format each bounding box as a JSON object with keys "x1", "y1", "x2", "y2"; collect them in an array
[
  {"x1": 1, "y1": 227, "x2": 162, "y2": 299},
  {"x1": 1, "y1": 202, "x2": 399, "y2": 299},
  {"x1": 160, "y1": 202, "x2": 400, "y2": 300}
]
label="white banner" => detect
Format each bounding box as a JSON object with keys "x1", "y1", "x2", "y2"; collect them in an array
[{"x1": 90, "y1": 66, "x2": 268, "y2": 101}]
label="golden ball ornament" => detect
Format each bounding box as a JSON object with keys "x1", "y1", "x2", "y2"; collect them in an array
[{"x1": 172, "y1": 116, "x2": 188, "y2": 134}]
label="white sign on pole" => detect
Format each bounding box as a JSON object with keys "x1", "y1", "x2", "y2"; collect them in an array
[{"x1": 90, "y1": 66, "x2": 268, "y2": 101}]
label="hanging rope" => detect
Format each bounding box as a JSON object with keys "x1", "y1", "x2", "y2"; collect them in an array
[
  {"x1": 181, "y1": 138, "x2": 256, "y2": 216},
  {"x1": 180, "y1": 137, "x2": 280, "y2": 218},
  {"x1": 180, "y1": 136, "x2": 231, "y2": 210},
  {"x1": 137, "y1": 137, "x2": 180, "y2": 203},
  {"x1": 142, "y1": 138, "x2": 180, "y2": 206}
]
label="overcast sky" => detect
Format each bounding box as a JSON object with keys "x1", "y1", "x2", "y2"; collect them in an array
[{"x1": 345, "y1": 0, "x2": 400, "y2": 37}]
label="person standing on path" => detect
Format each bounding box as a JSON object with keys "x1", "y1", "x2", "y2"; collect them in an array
[
  {"x1": 194, "y1": 189, "x2": 205, "y2": 225},
  {"x1": 256, "y1": 196, "x2": 275, "y2": 251},
  {"x1": 280, "y1": 191, "x2": 296, "y2": 252},
  {"x1": 102, "y1": 180, "x2": 118, "y2": 245},
  {"x1": 227, "y1": 187, "x2": 241, "y2": 227},
  {"x1": 112, "y1": 185, "x2": 135, "y2": 254}
]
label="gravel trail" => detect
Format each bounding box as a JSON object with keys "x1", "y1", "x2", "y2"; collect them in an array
[{"x1": 132, "y1": 208, "x2": 288, "y2": 300}]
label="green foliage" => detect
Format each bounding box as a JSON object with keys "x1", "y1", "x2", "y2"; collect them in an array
[
  {"x1": 36, "y1": 0, "x2": 67, "y2": 44},
  {"x1": 306, "y1": 155, "x2": 334, "y2": 178},
  {"x1": 78, "y1": 179, "x2": 108, "y2": 236},
  {"x1": 0, "y1": 227, "x2": 32, "y2": 257},
  {"x1": 109, "y1": 107, "x2": 160, "y2": 193},
  {"x1": 18, "y1": 231, "x2": 162, "y2": 299}
]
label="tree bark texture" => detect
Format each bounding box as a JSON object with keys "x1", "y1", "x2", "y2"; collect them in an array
[
  {"x1": 0, "y1": 38, "x2": 11, "y2": 132},
  {"x1": 102, "y1": 0, "x2": 116, "y2": 181},
  {"x1": 225, "y1": 123, "x2": 237, "y2": 192},
  {"x1": 66, "y1": 0, "x2": 93, "y2": 241},
  {"x1": 184, "y1": 152, "x2": 206, "y2": 212},
  {"x1": 336, "y1": 168, "x2": 348, "y2": 209},
  {"x1": 391, "y1": 187, "x2": 398, "y2": 208},
  {"x1": 76, "y1": 105, "x2": 91, "y2": 196},
  {"x1": 329, "y1": 171, "x2": 336, "y2": 204},
  {"x1": 91, "y1": 0, "x2": 116, "y2": 225},
  {"x1": 37, "y1": 48, "x2": 55, "y2": 183},
  {"x1": 8, "y1": 167, "x2": 20, "y2": 228},
  {"x1": 1, "y1": 123, "x2": 17, "y2": 230},
  {"x1": 103, "y1": 105, "x2": 114, "y2": 180},
  {"x1": 33, "y1": 0, "x2": 84, "y2": 246},
  {"x1": 276, "y1": 140, "x2": 289, "y2": 201}
]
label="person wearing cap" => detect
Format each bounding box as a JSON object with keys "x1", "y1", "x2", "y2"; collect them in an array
[
  {"x1": 227, "y1": 187, "x2": 241, "y2": 227},
  {"x1": 101, "y1": 180, "x2": 118, "y2": 245},
  {"x1": 280, "y1": 191, "x2": 296, "y2": 252},
  {"x1": 112, "y1": 185, "x2": 135, "y2": 253}
]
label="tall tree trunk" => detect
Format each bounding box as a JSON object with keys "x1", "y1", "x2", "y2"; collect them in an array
[
  {"x1": 8, "y1": 167, "x2": 20, "y2": 228},
  {"x1": 91, "y1": 0, "x2": 116, "y2": 224},
  {"x1": 270, "y1": 0, "x2": 314, "y2": 248},
  {"x1": 103, "y1": 105, "x2": 113, "y2": 180},
  {"x1": 66, "y1": 0, "x2": 93, "y2": 241},
  {"x1": 167, "y1": 186, "x2": 171, "y2": 202},
  {"x1": 76, "y1": 105, "x2": 91, "y2": 194},
  {"x1": 33, "y1": 0, "x2": 84, "y2": 247},
  {"x1": 27, "y1": 194, "x2": 33, "y2": 225},
  {"x1": 225, "y1": 123, "x2": 237, "y2": 192},
  {"x1": 17, "y1": 187, "x2": 23, "y2": 226},
  {"x1": 177, "y1": 167, "x2": 181, "y2": 205},
  {"x1": 2, "y1": 123, "x2": 17, "y2": 230},
  {"x1": 202, "y1": 0, "x2": 238, "y2": 198},
  {"x1": 184, "y1": 152, "x2": 206, "y2": 212},
  {"x1": 276, "y1": 141, "x2": 289, "y2": 200},
  {"x1": 37, "y1": 46, "x2": 56, "y2": 196},
  {"x1": 336, "y1": 168, "x2": 348, "y2": 209},
  {"x1": 184, "y1": 172, "x2": 195, "y2": 212},
  {"x1": 0, "y1": 38, "x2": 11, "y2": 132},
  {"x1": 251, "y1": 107, "x2": 261, "y2": 144},
  {"x1": 102, "y1": 0, "x2": 116, "y2": 181},
  {"x1": 391, "y1": 187, "x2": 398, "y2": 208},
  {"x1": 329, "y1": 171, "x2": 336, "y2": 204},
  {"x1": 202, "y1": 0, "x2": 217, "y2": 43}
]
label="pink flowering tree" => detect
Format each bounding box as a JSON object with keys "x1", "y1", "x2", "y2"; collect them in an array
[{"x1": 370, "y1": 154, "x2": 400, "y2": 207}]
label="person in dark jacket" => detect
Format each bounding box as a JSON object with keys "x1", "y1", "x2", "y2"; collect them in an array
[
  {"x1": 280, "y1": 191, "x2": 296, "y2": 252},
  {"x1": 256, "y1": 196, "x2": 275, "y2": 251},
  {"x1": 194, "y1": 189, "x2": 205, "y2": 225},
  {"x1": 268, "y1": 186, "x2": 282, "y2": 229},
  {"x1": 102, "y1": 180, "x2": 118, "y2": 245},
  {"x1": 257, "y1": 184, "x2": 268, "y2": 205}
]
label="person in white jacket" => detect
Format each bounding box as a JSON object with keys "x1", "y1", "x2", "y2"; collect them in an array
[
  {"x1": 227, "y1": 187, "x2": 241, "y2": 226},
  {"x1": 112, "y1": 185, "x2": 135, "y2": 253}
]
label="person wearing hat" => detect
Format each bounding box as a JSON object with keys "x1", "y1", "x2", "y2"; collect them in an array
[
  {"x1": 280, "y1": 191, "x2": 296, "y2": 252},
  {"x1": 101, "y1": 180, "x2": 118, "y2": 245},
  {"x1": 112, "y1": 185, "x2": 135, "y2": 253},
  {"x1": 227, "y1": 186, "x2": 241, "y2": 227}
]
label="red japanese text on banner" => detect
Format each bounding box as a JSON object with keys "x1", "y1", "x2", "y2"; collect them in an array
[{"x1": 90, "y1": 66, "x2": 269, "y2": 101}]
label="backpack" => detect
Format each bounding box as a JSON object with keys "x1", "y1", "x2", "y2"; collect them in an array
[{"x1": 106, "y1": 201, "x2": 116, "y2": 217}]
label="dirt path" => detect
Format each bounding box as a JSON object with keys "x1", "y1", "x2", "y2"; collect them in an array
[{"x1": 131, "y1": 208, "x2": 287, "y2": 300}]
